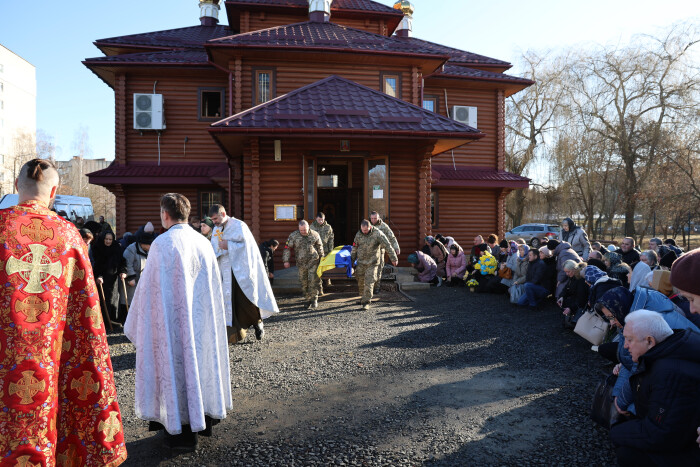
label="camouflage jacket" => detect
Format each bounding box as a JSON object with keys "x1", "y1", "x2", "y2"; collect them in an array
[
  {"x1": 282, "y1": 229, "x2": 324, "y2": 266},
  {"x1": 373, "y1": 218, "x2": 399, "y2": 252},
  {"x1": 351, "y1": 227, "x2": 398, "y2": 266},
  {"x1": 310, "y1": 220, "x2": 334, "y2": 256}
]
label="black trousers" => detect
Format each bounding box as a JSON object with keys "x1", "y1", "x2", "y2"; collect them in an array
[{"x1": 615, "y1": 445, "x2": 700, "y2": 467}]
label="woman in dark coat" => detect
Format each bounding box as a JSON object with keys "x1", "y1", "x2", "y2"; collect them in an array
[{"x1": 92, "y1": 231, "x2": 127, "y2": 324}]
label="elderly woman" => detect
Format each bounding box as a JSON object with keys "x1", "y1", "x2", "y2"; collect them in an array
[
  {"x1": 92, "y1": 231, "x2": 127, "y2": 324},
  {"x1": 445, "y1": 243, "x2": 467, "y2": 287},
  {"x1": 585, "y1": 265, "x2": 623, "y2": 309},
  {"x1": 561, "y1": 217, "x2": 591, "y2": 260},
  {"x1": 639, "y1": 249, "x2": 659, "y2": 270},
  {"x1": 430, "y1": 237, "x2": 448, "y2": 279},
  {"x1": 499, "y1": 241, "x2": 520, "y2": 288},
  {"x1": 508, "y1": 244, "x2": 530, "y2": 303},
  {"x1": 559, "y1": 260, "x2": 589, "y2": 326},
  {"x1": 408, "y1": 251, "x2": 441, "y2": 286},
  {"x1": 628, "y1": 260, "x2": 652, "y2": 291}
]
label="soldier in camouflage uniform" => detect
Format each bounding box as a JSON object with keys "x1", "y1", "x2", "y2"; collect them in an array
[
  {"x1": 370, "y1": 211, "x2": 400, "y2": 293},
  {"x1": 310, "y1": 212, "x2": 334, "y2": 293},
  {"x1": 283, "y1": 220, "x2": 324, "y2": 309},
  {"x1": 351, "y1": 219, "x2": 398, "y2": 310}
]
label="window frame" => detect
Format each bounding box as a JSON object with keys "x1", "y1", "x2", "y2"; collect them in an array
[
  {"x1": 380, "y1": 72, "x2": 402, "y2": 99},
  {"x1": 423, "y1": 95, "x2": 439, "y2": 114},
  {"x1": 198, "y1": 189, "x2": 225, "y2": 220},
  {"x1": 252, "y1": 67, "x2": 276, "y2": 106},
  {"x1": 365, "y1": 156, "x2": 390, "y2": 220},
  {"x1": 431, "y1": 190, "x2": 439, "y2": 228},
  {"x1": 197, "y1": 87, "x2": 226, "y2": 122}
]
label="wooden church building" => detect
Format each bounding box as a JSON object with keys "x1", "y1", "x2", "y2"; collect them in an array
[{"x1": 85, "y1": 0, "x2": 531, "y2": 261}]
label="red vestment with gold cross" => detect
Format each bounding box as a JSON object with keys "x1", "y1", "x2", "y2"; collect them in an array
[{"x1": 0, "y1": 202, "x2": 127, "y2": 466}]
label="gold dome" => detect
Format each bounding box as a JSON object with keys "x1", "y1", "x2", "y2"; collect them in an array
[{"x1": 393, "y1": 0, "x2": 414, "y2": 16}]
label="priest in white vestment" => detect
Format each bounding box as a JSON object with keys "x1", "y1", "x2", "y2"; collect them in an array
[
  {"x1": 125, "y1": 193, "x2": 232, "y2": 450},
  {"x1": 210, "y1": 204, "x2": 279, "y2": 343}
]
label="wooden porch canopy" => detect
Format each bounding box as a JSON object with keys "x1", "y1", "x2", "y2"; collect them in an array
[
  {"x1": 431, "y1": 165, "x2": 530, "y2": 189},
  {"x1": 209, "y1": 75, "x2": 485, "y2": 156},
  {"x1": 87, "y1": 162, "x2": 229, "y2": 186}
]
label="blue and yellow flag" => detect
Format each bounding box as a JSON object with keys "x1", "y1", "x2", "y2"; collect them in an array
[{"x1": 317, "y1": 245, "x2": 353, "y2": 278}]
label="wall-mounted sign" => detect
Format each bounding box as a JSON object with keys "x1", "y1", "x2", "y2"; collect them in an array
[
  {"x1": 274, "y1": 204, "x2": 297, "y2": 221},
  {"x1": 340, "y1": 140, "x2": 350, "y2": 152}
]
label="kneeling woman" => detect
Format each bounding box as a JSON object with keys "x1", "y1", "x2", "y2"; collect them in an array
[
  {"x1": 445, "y1": 243, "x2": 466, "y2": 286},
  {"x1": 408, "y1": 251, "x2": 442, "y2": 286}
]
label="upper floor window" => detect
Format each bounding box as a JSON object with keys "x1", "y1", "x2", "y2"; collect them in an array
[
  {"x1": 423, "y1": 95, "x2": 439, "y2": 114},
  {"x1": 253, "y1": 68, "x2": 276, "y2": 105},
  {"x1": 198, "y1": 87, "x2": 225, "y2": 121},
  {"x1": 381, "y1": 72, "x2": 400, "y2": 98}
]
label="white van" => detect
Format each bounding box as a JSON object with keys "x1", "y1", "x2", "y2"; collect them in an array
[{"x1": 0, "y1": 194, "x2": 95, "y2": 223}]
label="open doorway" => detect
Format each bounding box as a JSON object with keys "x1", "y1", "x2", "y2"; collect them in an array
[{"x1": 315, "y1": 159, "x2": 363, "y2": 246}]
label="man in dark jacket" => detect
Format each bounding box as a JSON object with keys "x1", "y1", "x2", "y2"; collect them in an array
[
  {"x1": 517, "y1": 248, "x2": 549, "y2": 309},
  {"x1": 259, "y1": 239, "x2": 279, "y2": 285},
  {"x1": 610, "y1": 310, "x2": 700, "y2": 466},
  {"x1": 547, "y1": 239, "x2": 582, "y2": 298},
  {"x1": 615, "y1": 237, "x2": 641, "y2": 268}
]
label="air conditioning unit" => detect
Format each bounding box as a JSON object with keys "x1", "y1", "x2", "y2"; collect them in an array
[
  {"x1": 452, "y1": 105, "x2": 477, "y2": 128},
  {"x1": 133, "y1": 93, "x2": 165, "y2": 130}
]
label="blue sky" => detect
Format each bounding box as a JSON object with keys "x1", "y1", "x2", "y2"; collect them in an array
[{"x1": 1, "y1": 0, "x2": 698, "y2": 161}]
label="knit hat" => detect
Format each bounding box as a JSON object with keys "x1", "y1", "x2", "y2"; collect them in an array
[
  {"x1": 539, "y1": 247, "x2": 552, "y2": 257},
  {"x1": 546, "y1": 239, "x2": 560, "y2": 251},
  {"x1": 670, "y1": 247, "x2": 700, "y2": 295},
  {"x1": 651, "y1": 270, "x2": 673, "y2": 296},
  {"x1": 144, "y1": 221, "x2": 154, "y2": 233},
  {"x1": 584, "y1": 265, "x2": 607, "y2": 284},
  {"x1": 425, "y1": 236, "x2": 434, "y2": 244},
  {"x1": 604, "y1": 251, "x2": 622, "y2": 267},
  {"x1": 659, "y1": 250, "x2": 679, "y2": 269},
  {"x1": 202, "y1": 217, "x2": 215, "y2": 229},
  {"x1": 407, "y1": 253, "x2": 419, "y2": 264},
  {"x1": 607, "y1": 244, "x2": 617, "y2": 252}
]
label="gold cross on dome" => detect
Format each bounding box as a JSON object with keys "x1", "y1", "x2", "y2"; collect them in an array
[
  {"x1": 71, "y1": 371, "x2": 100, "y2": 401},
  {"x1": 6, "y1": 244, "x2": 62, "y2": 294},
  {"x1": 9, "y1": 370, "x2": 46, "y2": 405},
  {"x1": 98, "y1": 411, "x2": 121, "y2": 443},
  {"x1": 15, "y1": 296, "x2": 50, "y2": 323}
]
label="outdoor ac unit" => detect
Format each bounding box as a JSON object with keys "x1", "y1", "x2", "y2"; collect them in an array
[
  {"x1": 133, "y1": 93, "x2": 165, "y2": 130},
  {"x1": 452, "y1": 105, "x2": 477, "y2": 128}
]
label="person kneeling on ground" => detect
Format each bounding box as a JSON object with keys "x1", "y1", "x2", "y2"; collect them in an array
[
  {"x1": 610, "y1": 310, "x2": 700, "y2": 466},
  {"x1": 517, "y1": 248, "x2": 548, "y2": 309},
  {"x1": 445, "y1": 243, "x2": 466, "y2": 287},
  {"x1": 408, "y1": 251, "x2": 441, "y2": 286}
]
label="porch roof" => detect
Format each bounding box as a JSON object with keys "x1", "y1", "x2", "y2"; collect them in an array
[
  {"x1": 87, "y1": 162, "x2": 228, "y2": 185},
  {"x1": 432, "y1": 165, "x2": 530, "y2": 189},
  {"x1": 210, "y1": 75, "x2": 484, "y2": 156}
]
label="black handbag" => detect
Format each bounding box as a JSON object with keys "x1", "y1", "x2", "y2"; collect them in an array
[{"x1": 590, "y1": 374, "x2": 620, "y2": 429}]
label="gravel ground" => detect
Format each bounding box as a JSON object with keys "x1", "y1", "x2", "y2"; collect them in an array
[{"x1": 109, "y1": 283, "x2": 618, "y2": 466}]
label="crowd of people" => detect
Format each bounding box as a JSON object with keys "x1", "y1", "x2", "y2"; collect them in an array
[{"x1": 418, "y1": 220, "x2": 700, "y2": 465}]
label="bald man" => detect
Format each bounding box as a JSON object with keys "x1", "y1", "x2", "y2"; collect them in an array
[{"x1": 0, "y1": 159, "x2": 127, "y2": 465}]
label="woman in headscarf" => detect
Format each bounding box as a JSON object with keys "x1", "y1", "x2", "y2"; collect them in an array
[
  {"x1": 122, "y1": 227, "x2": 156, "y2": 312},
  {"x1": 445, "y1": 243, "x2": 467, "y2": 287},
  {"x1": 585, "y1": 265, "x2": 622, "y2": 308},
  {"x1": 429, "y1": 237, "x2": 449, "y2": 279},
  {"x1": 560, "y1": 217, "x2": 591, "y2": 260},
  {"x1": 92, "y1": 231, "x2": 127, "y2": 325},
  {"x1": 499, "y1": 241, "x2": 520, "y2": 288},
  {"x1": 200, "y1": 216, "x2": 215, "y2": 241},
  {"x1": 628, "y1": 260, "x2": 652, "y2": 291},
  {"x1": 421, "y1": 236, "x2": 433, "y2": 256},
  {"x1": 508, "y1": 244, "x2": 530, "y2": 302},
  {"x1": 559, "y1": 260, "x2": 589, "y2": 327}
]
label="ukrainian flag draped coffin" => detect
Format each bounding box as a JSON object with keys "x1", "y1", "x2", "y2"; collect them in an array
[{"x1": 317, "y1": 245, "x2": 354, "y2": 278}]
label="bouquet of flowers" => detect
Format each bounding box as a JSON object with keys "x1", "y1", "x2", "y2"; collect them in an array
[
  {"x1": 474, "y1": 252, "x2": 498, "y2": 275},
  {"x1": 466, "y1": 279, "x2": 479, "y2": 287}
]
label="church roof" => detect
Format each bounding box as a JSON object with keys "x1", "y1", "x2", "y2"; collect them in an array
[
  {"x1": 95, "y1": 25, "x2": 232, "y2": 51},
  {"x1": 210, "y1": 75, "x2": 483, "y2": 155},
  {"x1": 432, "y1": 165, "x2": 530, "y2": 189},
  {"x1": 399, "y1": 37, "x2": 512, "y2": 68},
  {"x1": 87, "y1": 162, "x2": 228, "y2": 185},
  {"x1": 431, "y1": 64, "x2": 533, "y2": 84},
  {"x1": 208, "y1": 21, "x2": 447, "y2": 59},
  {"x1": 225, "y1": 0, "x2": 401, "y2": 14},
  {"x1": 84, "y1": 50, "x2": 210, "y2": 65}
]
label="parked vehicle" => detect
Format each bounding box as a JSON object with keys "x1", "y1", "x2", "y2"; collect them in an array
[
  {"x1": 0, "y1": 194, "x2": 94, "y2": 223},
  {"x1": 504, "y1": 223, "x2": 560, "y2": 248}
]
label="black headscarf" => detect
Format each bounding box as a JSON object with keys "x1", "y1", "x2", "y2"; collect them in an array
[{"x1": 597, "y1": 286, "x2": 634, "y2": 324}]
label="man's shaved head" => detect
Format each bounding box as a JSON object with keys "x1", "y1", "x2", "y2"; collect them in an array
[{"x1": 16, "y1": 159, "x2": 59, "y2": 204}]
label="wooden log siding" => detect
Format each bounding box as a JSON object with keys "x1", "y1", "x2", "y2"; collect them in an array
[
  {"x1": 122, "y1": 186, "x2": 198, "y2": 234},
  {"x1": 240, "y1": 63, "x2": 412, "y2": 107},
  {"x1": 434, "y1": 187, "x2": 499, "y2": 248},
  {"x1": 243, "y1": 12, "x2": 387, "y2": 36},
  {"x1": 424, "y1": 85, "x2": 499, "y2": 168},
  {"x1": 125, "y1": 75, "x2": 230, "y2": 164}
]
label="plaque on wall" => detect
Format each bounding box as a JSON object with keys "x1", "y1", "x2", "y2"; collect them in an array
[{"x1": 274, "y1": 204, "x2": 297, "y2": 221}]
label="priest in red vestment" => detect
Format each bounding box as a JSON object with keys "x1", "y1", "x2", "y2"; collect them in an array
[{"x1": 0, "y1": 159, "x2": 127, "y2": 466}]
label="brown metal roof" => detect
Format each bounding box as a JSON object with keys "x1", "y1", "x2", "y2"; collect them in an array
[
  {"x1": 432, "y1": 165, "x2": 530, "y2": 189},
  {"x1": 95, "y1": 25, "x2": 232, "y2": 51},
  {"x1": 398, "y1": 37, "x2": 512, "y2": 68},
  {"x1": 431, "y1": 64, "x2": 533, "y2": 85},
  {"x1": 84, "y1": 50, "x2": 211, "y2": 66},
  {"x1": 87, "y1": 162, "x2": 228, "y2": 185},
  {"x1": 225, "y1": 0, "x2": 402, "y2": 14}
]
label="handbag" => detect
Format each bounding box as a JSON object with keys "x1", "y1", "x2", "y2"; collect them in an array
[
  {"x1": 574, "y1": 310, "x2": 608, "y2": 345},
  {"x1": 498, "y1": 266, "x2": 513, "y2": 280},
  {"x1": 590, "y1": 374, "x2": 620, "y2": 429},
  {"x1": 509, "y1": 284, "x2": 524, "y2": 304}
]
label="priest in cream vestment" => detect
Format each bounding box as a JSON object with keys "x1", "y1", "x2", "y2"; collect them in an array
[
  {"x1": 210, "y1": 204, "x2": 279, "y2": 343},
  {"x1": 125, "y1": 193, "x2": 232, "y2": 449}
]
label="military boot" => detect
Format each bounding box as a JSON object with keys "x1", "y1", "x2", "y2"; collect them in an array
[{"x1": 310, "y1": 299, "x2": 319, "y2": 309}]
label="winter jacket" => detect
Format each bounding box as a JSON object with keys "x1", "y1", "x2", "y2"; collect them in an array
[
  {"x1": 561, "y1": 276, "x2": 589, "y2": 313},
  {"x1": 446, "y1": 250, "x2": 467, "y2": 279},
  {"x1": 511, "y1": 256, "x2": 529, "y2": 285},
  {"x1": 588, "y1": 276, "x2": 623, "y2": 307},
  {"x1": 259, "y1": 242, "x2": 275, "y2": 276},
  {"x1": 562, "y1": 225, "x2": 591, "y2": 260},
  {"x1": 554, "y1": 242, "x2": 581, "y2": 298},
  {"x1": 500, "y1": 253, "x2": 520, "y2": 287},
  {"x1": 123, "y1": 242, "x2": 148, "y2": 305},
  {"x1": 430, "y1": 242, "x2": 448, "y2": 278},
  {"x1": 610, "y1": 329, "x2": 700, "y2": 463},
  {"x1": 542, "y1": 256, "x2": 558, "y2": 293},
  {"x1": 524, "y1": 258, "x2": 547, "y2": 287},
  {"x1": 615, "y1": 248, "x2": 641, "y2": 268},
  {"x1": 414, "y1": 250, "x2": 437, "y2": 283}
]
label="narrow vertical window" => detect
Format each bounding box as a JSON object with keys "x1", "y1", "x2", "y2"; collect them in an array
[
  {"x1": 431, "y1": 191, "x2": 438, "y2": 227},
  {"x1": 381, "y1": 73, "x2": 400, "y2": 98},
  {"x1": 254, "y1": 69, "x2": 275, "y2": 105},
  {"x1": 423, "y1": 96, "x2": 438, "y2": 114}
]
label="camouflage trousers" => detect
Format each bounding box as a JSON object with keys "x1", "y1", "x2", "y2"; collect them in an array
[
  {"x1": 356, "y1": 262, "x2": 379, "y2": 305},
  {"x1": 298, "y1": 262, "x2": 321, "y2": 302},
  {"x1": 374, "y1": 249, "x2": 386, "y2": 291}
]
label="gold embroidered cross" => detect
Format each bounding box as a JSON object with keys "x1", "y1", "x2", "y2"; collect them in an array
[
  {"x1": 71, "y1": 371, "x2": 100, "y2": 401},
  {"x1": 56, "y1": 445, "x2": 81, "y2": 467},
  {"x1": 6, "y1": 244, "x2": 62, "y2": 294},
  {"x1": 98, "y1": 411, "x2": 121, "y2": 442},
  {"x1": 9, "y1": 370, "x2": 46, "y2": 405},
  {"x1": 15, "y1": 296, "x2": 50, "y2": 323},
  {"x1": 20, "y1": 218, "x2": 55, "y2": 243},
  {"x1": 15, "y1": 455, "x2": 40, "y2": 467},
  {"x1": 84, "y1": 306, "x2": 103, "y2": 329},
  {"x1": 63, "y1": 257, "x2": 85, "y2": 285}
]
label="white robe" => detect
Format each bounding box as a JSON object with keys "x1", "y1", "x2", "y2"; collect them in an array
[
  {"x1": 211, "y1": 221, "x2": 233, "y2": 324},
  {"x1": 124, "y1": 223, "x2": 232, "y2": 434},
  {"x1": 221, "y1": 216, "x2": 279, "y2": 320}
]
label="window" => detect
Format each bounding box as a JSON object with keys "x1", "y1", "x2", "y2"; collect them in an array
[
  {"x1": 253, "y1": 68, "x2": 276, "y2": 105},
  {"x1": 198, "y1": 87, "x2": 225, "y2": 121},
  {"x1": 423, "y1": 96, "x2": 439, "y2": 114},
  {"x1": 431, "y1": 191, "x2": 438, "y2": 227},
  {"x1": 199, "y1": 190, "x2": 224, "y2": 219},
  {"x1": 380, "y1": 72, "x2": 401, "y2": 98},
  {"x1": 367, "y1": 157, "x2": 389, "y2": 218}
]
